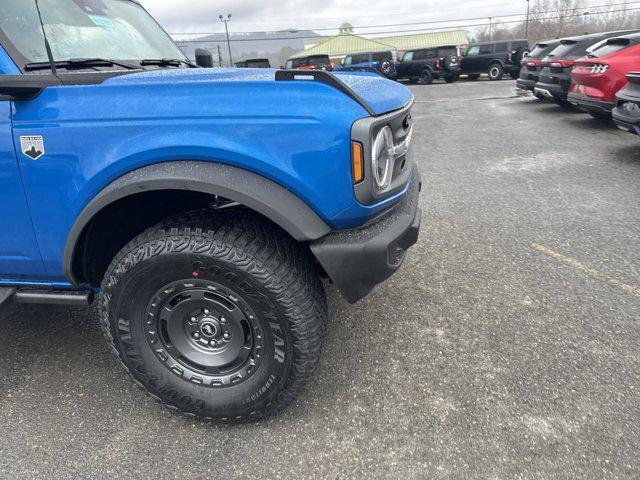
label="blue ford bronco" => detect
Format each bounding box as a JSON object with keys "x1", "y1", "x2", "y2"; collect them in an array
[{"x1": 0, "y1": 0, "x2": 421, "y2": 421}]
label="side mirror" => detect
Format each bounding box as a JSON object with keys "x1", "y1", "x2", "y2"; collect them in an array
[
  {"x1": 195, "y1": 48, "x2": 214, "y2": 68},
  {"x1": 0, "y1": 74, "x2": 61, "y2": 100}
]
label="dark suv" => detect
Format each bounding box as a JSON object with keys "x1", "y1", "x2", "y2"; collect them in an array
[
  {"x1": 516, "y1": 39, "x2": 561, "y2": 97},
  {"x1": 235, "y1": 58, "x2": 271, "y2": 68},
  {"x1": 534, "y1": 31, "x2": 640, "y2": 106},
  {"x1": 461, "y1": 39, "x2": 529, "y2": 81},
  {"x1": 395, "y1": 45, "x2": 461, "y2": 84},
  {"x1": 285, "y1": 55, "x2": 333, "y2": 71}
]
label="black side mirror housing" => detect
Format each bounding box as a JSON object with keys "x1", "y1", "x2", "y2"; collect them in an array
[
  {"x1": 195, "y1": 49, "x2": 214, "y2": 68},
  {"x1": 0, "y1": 75, "x2": 62, "y2": 100}
]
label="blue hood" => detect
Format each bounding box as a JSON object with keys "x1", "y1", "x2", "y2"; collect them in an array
[{"x1": 103, "y1": 68, "x2": 413, "y2": 116}]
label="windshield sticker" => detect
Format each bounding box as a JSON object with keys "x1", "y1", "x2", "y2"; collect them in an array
[
  {"x1": 20, "y1": 136, "x2": 45, "y2": 160},
  {"x1": 89, "y1": 15, "x2": 114, "y2": 27}
]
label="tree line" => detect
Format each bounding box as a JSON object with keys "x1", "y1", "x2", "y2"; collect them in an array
[{"x1": 473, "y1": 0, "x2": 640, "y2": 43}]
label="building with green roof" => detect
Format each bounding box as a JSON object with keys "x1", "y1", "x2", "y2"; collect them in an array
[
  {"x1": 294, "y1": 29, "x2": 469, "y2": 61},
  {"x1": 292, "y1": 34, "x2": 395, "y2": 58}
]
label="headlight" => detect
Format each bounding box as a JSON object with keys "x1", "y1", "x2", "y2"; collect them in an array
[{"x1": 372, "y1": 126, "x2": 395, "y2": 191}]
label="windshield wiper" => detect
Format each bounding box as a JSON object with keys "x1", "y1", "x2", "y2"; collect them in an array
[
  {"x1": 140, "y1": 58, "x2": 197, "y2": 68},
  {"x1": 25, "y1": 58, "x2": 140, "y2": 72}
]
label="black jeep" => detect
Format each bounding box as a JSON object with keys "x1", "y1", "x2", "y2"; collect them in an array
[
  {"x1": 395, "y1": 45, "x2": 461, "y2": 84},
  {"x1": 461, "y1": 39, "x2": 529, "y2": 81}
]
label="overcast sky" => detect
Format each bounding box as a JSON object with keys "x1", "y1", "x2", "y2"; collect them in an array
[{"x1": 138, "y1": 0, "x2": 532, "y2": 39}]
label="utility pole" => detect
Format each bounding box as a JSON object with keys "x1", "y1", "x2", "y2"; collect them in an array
[
  {"x1": 525, "y1": 0, "x2": 531, "y2": 40},
  {"x1": 219, "y1": 14, "x2": 233, "y2": 66},
  {"x1": 217, "y1": 45, "x2": 224, "y2": 67},
  {"x1": 489, "y1": 17, "x2": 493, "y2": 40},
  {"x1": 582, "y1": 11, "x2": 590, "y2": 34}
]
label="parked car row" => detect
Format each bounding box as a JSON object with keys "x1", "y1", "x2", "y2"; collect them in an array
[
  {"x1": 282, "y1": 39, "x2": 530, "y2": 85},
  {"x1": 517, "y1": 30, "x2": 640, "y2": 137}
]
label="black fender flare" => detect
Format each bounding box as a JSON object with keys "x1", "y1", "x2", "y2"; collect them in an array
[{"x1": 63, "y1": 161, "x2": 332, "y2": 283}]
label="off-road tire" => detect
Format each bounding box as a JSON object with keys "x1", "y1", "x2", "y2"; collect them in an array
[
  {"x1": 488, "y1": 64, "x2": 504, "y2": 81},
  {"x1": 379, "y1": 59, "x2": 393, "y2": 77},
  {"x1": 512, "y1": 48, "x2": 529, "y2": 66},
  {"x1": 99, "y1": 208, "x2": 327, "y2": 422},
  {"x1": 444, "y1": 73, "x2": 460, "y2": 83},
  {"x1": 418, "y1": 69, "x2": 434, "y2": 85},
  {"x1": 467, "y1": 74, "x2": 481, "y2": 81}
]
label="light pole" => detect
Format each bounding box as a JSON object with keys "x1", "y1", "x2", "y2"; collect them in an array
[
  {"x1": 525, "y1": 0, "x2": 530, "y2": 39},
  {"x1": 219, "y1": 14, "x2": 233, "y2": 66},
  {"x1": 488, "y1": 17, "x2": 493, "y2": 40}
]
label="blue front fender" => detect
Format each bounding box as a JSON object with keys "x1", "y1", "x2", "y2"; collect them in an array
[{"x1": 11, "y1": 79, "x2": 370, "y2": 279}]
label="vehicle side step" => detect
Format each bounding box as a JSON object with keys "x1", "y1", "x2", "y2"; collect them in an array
[
  {"x1": 13, "y1": 289, "x2": 94, "y2": 306},
  {"x1": 0, "y1": 287, "x2": 16, "y2": 307}
]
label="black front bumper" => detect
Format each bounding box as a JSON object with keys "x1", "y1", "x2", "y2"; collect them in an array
[
  {"x1": 567, "y1": 93, "x2": 615, "y2": 115},
  {"x1": 311, "y1": 169, "x2": 422, "y2": 304}
]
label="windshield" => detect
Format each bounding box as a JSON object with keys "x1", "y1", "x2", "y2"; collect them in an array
[
  {"x1": 465, "y1": 46, "x2": 480, "y2": 56},
  {"x1": 588, "y1": 39, "x2": 632, "y2": 58},
  {"x1": 308, "y1": 56, "x2": 330, "y2": 66},
  {"x1": 528, "y1": 43, "x2": 552, "y2": 58},
  {"x1": 246, "y1": 60, "x2": 270, "y2": 68},
  {"x1": 438, "y1": 47, "x2": 458, "y2": 57},
  {"x1": 0, "y1": 0, "x2": 185, "y2": 69}
]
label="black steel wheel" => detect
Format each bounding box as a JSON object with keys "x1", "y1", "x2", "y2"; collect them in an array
[
  {"x1": 99, "y1": 209, "x2": 327, "y2": 421},
  {"x1": 144, "y1": 279, "x2": 265, "y2": 388}
]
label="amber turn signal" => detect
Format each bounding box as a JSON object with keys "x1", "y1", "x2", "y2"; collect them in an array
[{"x1": 351, "y1": 141, "x2": 364, "y2": 184}]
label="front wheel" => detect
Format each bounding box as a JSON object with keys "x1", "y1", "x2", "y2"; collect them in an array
[{"x1": 99, "y1": 209, "x2": 327, "y2": 421}]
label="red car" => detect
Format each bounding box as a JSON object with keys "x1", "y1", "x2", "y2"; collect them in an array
[
  {"x1": 568, "y1": 33, "x2": 640, "y2": 118},
  {"x1": 285, "y1": 54, "x2": 334, "y2": 71}
]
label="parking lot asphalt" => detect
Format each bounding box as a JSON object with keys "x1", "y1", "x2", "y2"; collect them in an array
[{"x1": 1, "y1": 79, "x2": 640, "y2": 480}]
